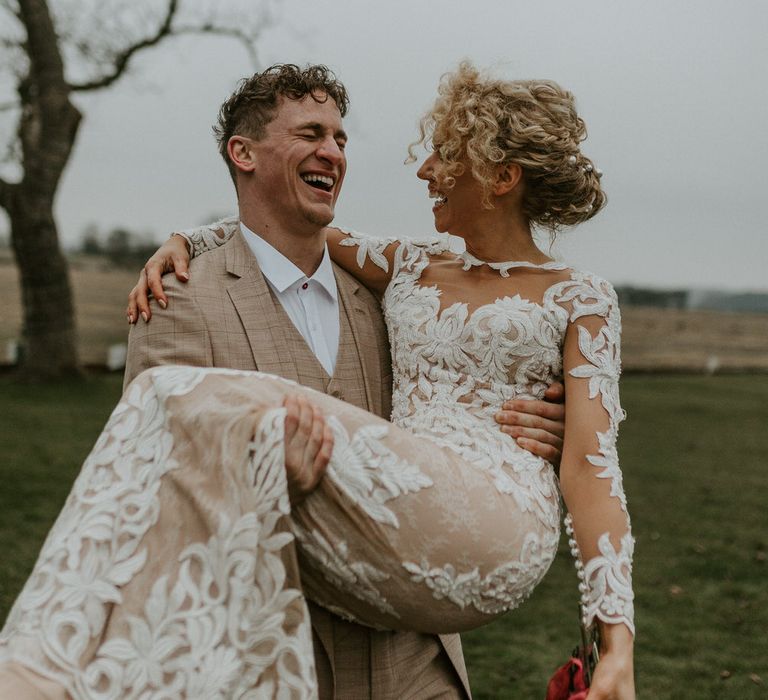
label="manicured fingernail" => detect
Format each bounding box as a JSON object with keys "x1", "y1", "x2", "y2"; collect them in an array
[
  {"x1": 158, "y1": 299, "x2": 167, "y2": 309},
  {"x1": 141, "y1": 312, "x2": 148, "y2": 323},
  {"x1": 127, "y1": 314, "x2": 133, "y2": 324},
  {"x1": 180, "y1": 272, "x2": 190, "y2": 280}
]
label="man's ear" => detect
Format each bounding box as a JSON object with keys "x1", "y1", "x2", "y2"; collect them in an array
[
  {"x1": 227, "y1": 136, "x2": 258, "y2": 174},
  {"x1": 493, "y1": 162, "x2": 523, "y2": 196}
]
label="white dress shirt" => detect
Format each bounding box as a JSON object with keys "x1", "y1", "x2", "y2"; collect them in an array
[{"x1": 240, "y1": 223, "x2": 339, "y2": 375}]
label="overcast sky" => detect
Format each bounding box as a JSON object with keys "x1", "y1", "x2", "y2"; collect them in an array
[{"x1": 4, "y1": 0, "x2": 767, "y2": 291}]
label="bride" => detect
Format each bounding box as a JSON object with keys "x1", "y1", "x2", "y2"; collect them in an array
[{"x1": 0, "y1": 62, "x2": 634, "y2": 698}]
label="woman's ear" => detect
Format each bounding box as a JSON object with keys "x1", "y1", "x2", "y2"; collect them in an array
[
  {"x1": 227, "y1": 136, "x2": 258, "y2": 174},
  {"x1": 493, "y1": 162, "x2": 523, "y2": 196}
]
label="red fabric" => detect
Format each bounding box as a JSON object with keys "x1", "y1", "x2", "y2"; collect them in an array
[{"x1": 546, "y1": 656, "x2": 589, "y2": 700}]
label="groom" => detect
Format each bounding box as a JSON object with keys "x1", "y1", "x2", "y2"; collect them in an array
[{"x1": 125, "y1": 64, "x2": 565, "y2": 698}]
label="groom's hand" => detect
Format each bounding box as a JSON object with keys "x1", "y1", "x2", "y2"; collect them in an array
[
  {"x1": 127, "y1": 234, "x2": 191, "y2": 323},
  {"x1": 283, "y1": 394, "x2": 334, "y2": 507},
  {"x1": 495, "y1": 382, "x2": 565, "y2": 465}
]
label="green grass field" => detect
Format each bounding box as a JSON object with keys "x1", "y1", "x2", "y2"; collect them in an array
[{"x1": 1, "y1": 374, "x2": 766, "y2": 698}]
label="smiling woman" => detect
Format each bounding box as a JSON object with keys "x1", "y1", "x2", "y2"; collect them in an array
[{"x1": 408, "y1": 61, "x2": 606, "y2": 234}]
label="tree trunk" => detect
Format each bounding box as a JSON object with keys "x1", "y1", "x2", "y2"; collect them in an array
[
  {"x1": 8, "y1": 0, "x2": 84, "y2": 378},
  {"x1": 9, "y1": 191, "x2": 79, "y2": 377}
]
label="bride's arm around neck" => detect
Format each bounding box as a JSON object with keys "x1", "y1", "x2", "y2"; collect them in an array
[{"x1": 325, "y1": 226, "x2": 402, "y2": 297}]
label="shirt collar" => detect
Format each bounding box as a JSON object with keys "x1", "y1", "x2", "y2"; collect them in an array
[{"x1": 240, "y1": 222, "x2": 337, "y2": 300}]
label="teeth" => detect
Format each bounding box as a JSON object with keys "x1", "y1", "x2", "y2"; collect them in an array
[
  {"x1": 301, "y1": 174, "x2": 334, "y2": 188},
  {"x1": 429, "y1": 192, "x2": 447, "y2": 204}
]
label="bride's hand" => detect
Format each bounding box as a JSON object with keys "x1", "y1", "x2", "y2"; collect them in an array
[
  {"x1": 283, "y1": 394, "x2": 334, "y2": 507},
  {"x1": 127, "y1": 234, "x2": 191, "y2": 323},
  {"x1": 588, "y1": 624, "x2": 635, "y2": 699},
  {"x1": 586, "y1": 650, "x2": 635, "y2": 699}
]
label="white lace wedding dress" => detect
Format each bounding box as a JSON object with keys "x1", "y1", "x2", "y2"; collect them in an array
[{"x1": 0, "y1": 223, "x2": 634, "y2": 699}]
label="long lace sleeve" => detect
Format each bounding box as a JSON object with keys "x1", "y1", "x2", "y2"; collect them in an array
[
  {"x1": 557, "y1": 272, "x2": 634, "y2": 636},
  {"x1": 177, "y1": 216, "x2": 239, "y2": 258}
]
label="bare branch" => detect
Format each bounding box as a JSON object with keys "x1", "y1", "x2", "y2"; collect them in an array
[
  {"x1": 0, "y1": 0, "x2": 22, "y2": 51},
  {"x1": 172, "y1": 23, "x2": 260, "y2": 67},
  {"x1": 0, "y1": 33, "x2": 21, "y2": 50},
  {"x1": 70, "y1": 0, "x2": 180, "y2": 92}
]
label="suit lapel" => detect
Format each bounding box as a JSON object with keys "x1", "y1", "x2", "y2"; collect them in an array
[
  {"x1": 335, "y1": 266, "x2": 382, "y2": 417},
  {"x1": 438, "y1": 634, "x2": 472, "y2": 697},
  {"x1": 225, "y1": 230, "x2": 300, "y2": 383}
]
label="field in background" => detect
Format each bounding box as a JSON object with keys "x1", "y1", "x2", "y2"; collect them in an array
[
  {"x1": 0, "y1": 255, "x2": 139, "y2": 366},
  {"x1": 1, "y1": 374, "x2": 766, "y2": 698},
  {"x1": 621, "y1": 307, "x2": 768, "y2": 372},
  {"x1": 2, "y1": 255, "x2": 767, "y2": 371}
]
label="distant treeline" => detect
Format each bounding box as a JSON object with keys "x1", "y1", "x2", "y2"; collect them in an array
[
  {"x1": 616, "y1": 286, "x2": 768, "y2": 314},
  {"x1": 75, "y1": 226, "x2": 163, "y2": 268},
  {"x1": 0, "y1": 227, "x2": 158, "y2": 268}
]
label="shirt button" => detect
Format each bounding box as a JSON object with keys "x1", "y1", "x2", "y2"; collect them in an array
[{"x1": 302, "y1": 282, "x2": 309, "y2": 290}]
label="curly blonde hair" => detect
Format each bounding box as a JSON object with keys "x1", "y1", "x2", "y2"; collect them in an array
[{"x1": 408, "y1": 62, "x2": 606, "y2": 230}]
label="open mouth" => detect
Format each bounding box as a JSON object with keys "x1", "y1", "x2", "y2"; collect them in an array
[
  {"x1": 301, "y1": 173, "x2": 335, "y2": 193},
  {"x1": 430, "y1": 191, "x2": 448, "y2": 208}
]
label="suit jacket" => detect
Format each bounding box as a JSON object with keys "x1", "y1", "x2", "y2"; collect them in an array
[{"x1": 124, "y1": 230, "x2": 471, "y2": 699}]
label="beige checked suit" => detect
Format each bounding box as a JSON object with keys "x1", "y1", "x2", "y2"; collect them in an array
[{"x1": 124, "y1": 229, "x2": 471, "y2": 699}]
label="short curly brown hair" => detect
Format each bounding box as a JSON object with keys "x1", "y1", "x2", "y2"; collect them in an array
[
  {"x1": 408, "y1": 62, "x2": 606, "y2": 231},
  {"x1": 214, "y1": 63, "x2": 350, "y2": 181}
]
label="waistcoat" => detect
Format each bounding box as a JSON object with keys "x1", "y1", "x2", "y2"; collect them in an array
[{"x1": 267, "y1": 285, "x2": 370, "y2": 413}]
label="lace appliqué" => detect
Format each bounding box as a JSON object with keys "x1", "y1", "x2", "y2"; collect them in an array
[
  {"x1": 290, "y1": 412, "x2": 435, "y2": 625},
  {"x1": 557, "y1": 274, "x2": 634, "y2": 634},
  {"x1": 338, "y1": 228, "x2": 449, "y2": 274},
  {"x1": 179, "y1": 215, "x2": 239, "y2": 258},
  {"x1": 292, "y1": 525, "x2": 398, "y2": 620},
  {"x1": 324, "y1": 416, "x2": 433, "y2": 528},
  {"x1": 565, "y1": 514, "x2": 635, "y2": 636},
  {"x1": 459, "y1": 249, "x2": 568, "y2": 277},
  {"x1": 561, "y1": 276, "x2": 628, "y2": 511},
  {"x1": 403, "y1": 529, "x2": 559, "y2": 615},
  {"x1": 337, "y1": 228, "x2": 399, "y2": 272}
]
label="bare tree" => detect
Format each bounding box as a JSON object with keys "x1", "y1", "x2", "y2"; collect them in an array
[{"x1": 0, "y1": 0, "x2": 273, "y2": 377}]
